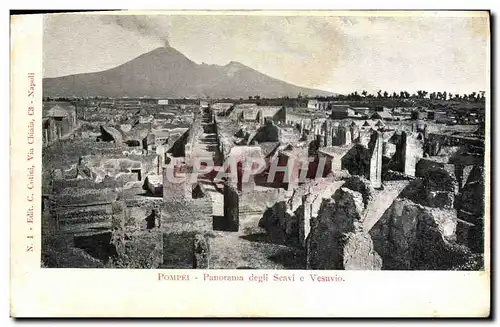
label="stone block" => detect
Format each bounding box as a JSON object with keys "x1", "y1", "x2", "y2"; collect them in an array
[
  {"x1": 193, "y1": 234, "x2": 210, "y2": 269},
  {"x1": 223, "y1": 183, "x2": 240, "y2": 232}
]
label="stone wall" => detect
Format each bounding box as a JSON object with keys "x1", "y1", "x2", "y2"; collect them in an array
[
  {"x1": 223, "y1": 183, "x2": 240, "y2": 232},
  {"x1": 258, "y1": 179, "x2": 345, "y2": 248},
  {"x1": 259, "y1": 201, "x2": 296, "y2": 246},
  {"x1": 383, "y1": 141, "x2": 396, "y2": 159},
  {"x1": 456, "y1": 165, "x2": 485, "y2": 221},
  {"x1": 341, "y1": 144, "x2": 369, "y2": 177},
  {"x1": 272, "y1": 107, "x2": 287, "y2": 124},
  {"x1": 369, "y1": 198, "x2": 476, "y2": 270},
  {"x1": 162, "y1": 166, "x2": 189, "y2": 201},
  {"x1": 306, "y1": 187, "x2": 382, "y2": 270},
  {"x1": 184, "y1": 112, "x2": 203, "y2": 162},
  {"x1": 334, "y1": 125, "x2": 352, "y2": 146},
  {"x1": 169, "y1": 128, "x2": 190, "y2": 157},
  {"x1": 401, "y1": 166, "x2": 459, "y2": 209},
  {"x1": 193, "y1": 234, "x2": 210, "y2": 269},
  {"x1": 397, "y1": 132, "x2": 424, "y2": 177},
  {"x1": 415, "y1": 158, "x2": 454, "y2": 178},
  {"x1": 250, "y1": 121, "x2": 280, "y2": 143},
  {"x1": 342, "y1": 176, "x2": 375, "y2": 207},
  {"x1": 455, "y1": 165, "x2": 485, "y2": 253},
  {"x1": 239, "y1": 188, "x2": 283, "y2": 217},
  {"x1": 111, "y1": 230, "x2": 163, "y2": 268},
  {"x1": 218, "y1": 130, "x2": 234, "y2": 160}
]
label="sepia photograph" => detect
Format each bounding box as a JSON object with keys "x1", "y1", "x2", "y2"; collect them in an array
[
  {"x1": 9, "y1": 9, "x2": 491, "y2": 317},
  {"x1": 39, "y1": 12, "x2": 489, "y2": 271}
]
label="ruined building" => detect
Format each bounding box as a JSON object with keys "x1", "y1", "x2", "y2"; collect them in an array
[{"x1": 43, "y1": 104, "x2": 77, "y2": 144}]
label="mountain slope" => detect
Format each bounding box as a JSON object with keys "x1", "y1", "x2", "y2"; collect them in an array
[{"x1": 43, "y1": 46, "x2": 334, "y2": 98}]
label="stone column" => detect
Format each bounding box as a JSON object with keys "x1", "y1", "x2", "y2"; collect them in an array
[
  {"x1": 154, "y1": 204, "x2": 161, "y2": 228},
  {"x1": 325, "y1": 120, "x2": 333, "y2": 147},
  {"x1": 298, "y1": 195, "x2": 313, "y2": 248},
  {"x1": 400, "y1": 132, "x2": 424, "y2": 177},
  {"x1": 157, "y1": 154, "x2": 161, "y2": 175},
  {"x1": 350, "y1": 124, "x2": 360, "y2": 143},
  {"x1": 223, "y1": 181, "x2": 240, "y2": 232},
  {"x1": 345, "y1": 128, "x2": 352, "y2": 146},
  {"x1": 184, "y1": 167, "x2": 194, "y2": 199},
  {"x1": 337, "y1": 125, "x2": 351, "y2": 146},
  {"x1": 368, "y1": 131, "x2": 383, "y2": 188},
  {"x1": 240, "y1": 159, "x2": 256, "y2": 194},
  {"x1": 184, "y1": 143, "x2": 192, "y2": 165}
]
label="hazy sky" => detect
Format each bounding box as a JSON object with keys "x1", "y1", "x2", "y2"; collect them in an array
[{"x1": 43, "y1": 12, "x2": 489, "y2": 95}]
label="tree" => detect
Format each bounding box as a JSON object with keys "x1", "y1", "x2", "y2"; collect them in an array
[
  {"x1": 362, "y1": 90, "x2": 368, "y2": 97},
  {"x1": 377, "y1": 90, "x2": 382, "y2": 98},
  {"x1": 383, "y1": 91, "x2": 388, "y2": 98},
  {"x1": 469, "y1": 92, "x2": 476, "y2": 102}
]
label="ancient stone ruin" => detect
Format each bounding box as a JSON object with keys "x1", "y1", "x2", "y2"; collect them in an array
[
  {"x1": 306, "y1": 186, "x2": 382, "y2": 270},
  {"x1": 192, "y1": 234, "x2": 210, "y2": 269},
  {"x1": 223, "y1": 181, "x2": 240, "y2": 232},
  {"x1": 41, "y1": 91, "x2": 486, "y2": 271}
]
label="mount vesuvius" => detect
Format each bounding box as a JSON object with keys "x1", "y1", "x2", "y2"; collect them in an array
[{"x1": 43, "y1": 46, "x2": 335, "y2": 98}]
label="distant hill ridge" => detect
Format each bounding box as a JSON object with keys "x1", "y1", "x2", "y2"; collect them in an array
[{"x1": 43, "y1": 46, "x2": 335, "y2": 99}]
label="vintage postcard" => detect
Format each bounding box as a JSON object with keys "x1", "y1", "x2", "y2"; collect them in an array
[{"x1": 10, "y1": 10, "x2": 490, "y2": 317}]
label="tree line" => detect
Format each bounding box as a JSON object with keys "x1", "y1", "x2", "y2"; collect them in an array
[
  {"x1": 330, "y1": 90, "x2": 486, "y2": 102},
  {"x1": 45, "y1": 89, "x2": 486, "y2": 103}
]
